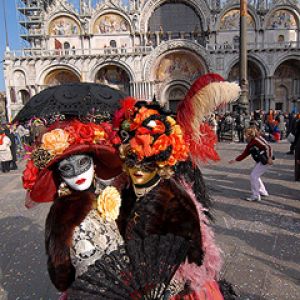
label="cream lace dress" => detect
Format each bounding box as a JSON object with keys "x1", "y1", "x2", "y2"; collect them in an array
[{"x1": 70, "y1": 209, "x2": 124, "y2": 277}]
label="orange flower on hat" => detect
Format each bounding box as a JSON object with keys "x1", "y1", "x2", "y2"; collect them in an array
[
  {"x1": 166, "y1": 116, "x2": 176, "y2": 126},
  {"x1": 171, "y1": 124, "x2": 183, "y2": 135},
  {"x1": 130, "y1": 107, "x2": 159, "y2": 130},
  {"x1": 90, "y1": 123, "x2": 107, "y2": 143},
  {"x1": 149, "y1": 120, "x2": 165, "y2": 134},
  {"x1": 42, "y1": 128, "x2": 70, "y2": 155},
  {"x1": 170, "y1": 133, "x2": 189, "y2": 162},
  {"x1": 130, "y1": 134, "x2": 153, "y2": 159},
  {"x1": 152, "y1": 134, "x2": 170, "y2": 155}
]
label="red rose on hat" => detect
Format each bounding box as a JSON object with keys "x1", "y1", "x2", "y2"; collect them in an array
[
  {"x1": 23, "y1": 160, "x2": 39, "y2": 190},
  {"x1": 67, "y1": 121, "x2": 95, "y2": 144}
]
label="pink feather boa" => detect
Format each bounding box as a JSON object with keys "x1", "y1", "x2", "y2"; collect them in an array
[{"x1": 173, "y1": 180, "x2": 222, "y2": 291}]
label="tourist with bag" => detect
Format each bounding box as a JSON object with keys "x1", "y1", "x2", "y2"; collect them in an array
[{"x1": 229, "y1": 128, "x2": 273, "y2": 201}]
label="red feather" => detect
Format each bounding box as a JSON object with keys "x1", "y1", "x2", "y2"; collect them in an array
[
  {"x1": 112, "y1": 108, "x2": 125, "y2": 129},
  {"x1": 120, "y1": 97, "x2": 137, "y2": 118},
  {"x1": 112, "y1": 97, "x2": 137, "y2": 129},
  {"x1": 188, "y1": 123, "x2": 220, "y2": 163},
  {"x1": 176, "y1": 74, "x2": 224, "y2": 163},
  {"x1": 177, "y1": 73, "x2": 224, "y2": 136}
]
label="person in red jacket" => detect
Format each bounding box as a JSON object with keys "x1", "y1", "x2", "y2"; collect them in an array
[{"x1": 229, "y1": 127, "x2": 273, "y2": 201}]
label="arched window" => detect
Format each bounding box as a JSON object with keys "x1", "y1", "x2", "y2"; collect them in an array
[
  {"x1": 44, "y1": 69, "x2": 80, "y2": 86},
  {"x1": 64, "y1": 42, "x2": 71, "y2": 54},
  {"x1": 167, "y1": 85, "x2": 188, "y2": 113},
  {"x1": 233, "y1": 36, "x2": 239, "y2": 49},
  {"x1": 95, "y1": 65, "x2": 130, "y2": 95},
  {"x1": 278, "y1": 35, "x2": 285, "y2": 43},
  {"x1": 110, "y1": 40, "x2": 117, "y2": 48},
  {"x1": 64, "y1": 42, "x2": 70, "y2": 49}
]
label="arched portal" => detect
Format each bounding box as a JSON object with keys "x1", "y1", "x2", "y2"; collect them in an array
[
  {"x1": 274, "y1": 59, "x2": 300, "y2": 112},
  {"x1": 228, "y1": 60, "x2": 264, "y2": 110},
  {"x1": 44, "y1": 69, "x2": 80, "y2": 86},
  {"x1": 165, "y1": 84, "x2": 189, "y2": 113},
  {"x1": 153, "y1": 50, "x2": 207, "y2": 105},
  {"x1": 95, "y1": 65, "x2": 130, "y2": 95}
]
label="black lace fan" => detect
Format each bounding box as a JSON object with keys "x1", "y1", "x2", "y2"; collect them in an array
[{"x1": 68, "y1": 234, "x2": 189, "y2": 300}]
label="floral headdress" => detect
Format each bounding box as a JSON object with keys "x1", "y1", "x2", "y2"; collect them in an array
[
  {"x1": 113, "y1": 98, "x2": 189, "y2": 169},
  {"x1": 23, "y1": 119, "x2": 122, "y2": 203}
]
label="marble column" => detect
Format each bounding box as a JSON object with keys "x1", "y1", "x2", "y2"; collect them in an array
[{"x1": 155, "y1": 32, "x2": 160, "y2": 46}]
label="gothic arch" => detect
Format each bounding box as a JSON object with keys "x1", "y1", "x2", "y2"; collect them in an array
[
  {"x1": 217, "y1": 5, "x2": 259, "y2": 31},
  {"x1": 38, "y1": 64, "x2": 81, "y2": 86},
  {"x1": 225, "y1": 54, "x2": 268, "y2": 79},
  {"x1": 270, "y1": 54, "x2": 300, "y2": 76},
  {"x1": 143, "y1": 40, "x2": 211, "y2": 81},
  {"x1": 226, "y1": 55, "x2": 267, "y2": 110},
  {"x1": 161, "y1": 79, "x2": 190, "y2": 108},
  {"x1": 264, "y1": 6, "x2": 300, "y2": 30},
  {"x1": 91, "y1": 61, "x2": 133, "y2": 95},
  {"x1": 140, "y1": 0, "x2": 209, "y2": 33},
  {"x1": 13, "y1": 69, "x2": 27, "y2": 87},
  {"x1": 47, "y1": 13, "x2": 82, "y2": 36},
  {"x1": 90, "y1": 60, "x2": 134, "y2": 82},
  {"x1": 91, "y1": 9, "x2": 133, "y2": 34}
]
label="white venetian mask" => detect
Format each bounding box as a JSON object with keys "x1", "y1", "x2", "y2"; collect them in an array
[{"x1": 58, "y1": 154, "x2": 95, "y2": 191}]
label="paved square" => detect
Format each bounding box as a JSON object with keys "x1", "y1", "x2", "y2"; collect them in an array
[{"x1": 0, "y1": 141, "x2": 299, "y2": 299}]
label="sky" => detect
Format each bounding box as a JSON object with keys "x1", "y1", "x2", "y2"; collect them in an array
[{"x1": 0, "y1": 0, "x2": 21, "y2": 92}]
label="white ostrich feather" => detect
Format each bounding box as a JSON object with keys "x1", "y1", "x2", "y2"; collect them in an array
[{"x1": 191, "y1": 81, "x2": 241, "y2": 139}]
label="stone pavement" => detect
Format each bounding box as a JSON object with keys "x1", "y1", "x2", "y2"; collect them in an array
[
  {"x1": 0, "y1": 141, "x2": 299, "y2": 300},
  {"x1": 204, "y1": 141, "x2": 300, "y2": 300}
]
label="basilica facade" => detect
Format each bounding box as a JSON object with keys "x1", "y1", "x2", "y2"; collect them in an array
[{"x1": 3, "y1": 0, "x2": 300, "y2": 118}]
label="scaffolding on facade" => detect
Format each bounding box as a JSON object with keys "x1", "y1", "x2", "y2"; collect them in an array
[
  {"x1": 16, "y1": 0, "x2": 55, "y2": 48},
  {"x1": 15, "y1": 0, "x2": 102, "y2": 47}
]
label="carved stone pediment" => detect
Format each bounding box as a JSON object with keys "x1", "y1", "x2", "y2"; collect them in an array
[
  {"x1": 45, "y1": 0, "x2": 77, "y2": 19},
  {"x1": 95, "y1": 0, "x2": 125, "y2": 11}
]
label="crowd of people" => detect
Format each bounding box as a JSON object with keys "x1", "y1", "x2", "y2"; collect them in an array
[
  {"x1": 1, "y1": 109, "x2": 300, "y2": 177},
  {"x1": 208, "y1": 109, "x2": 300, "y2": 181},
  {"x1": 209, "y1": 109, "x2": 300, "y2": 144},
  {"x1": 0, "y1": 119, "x2": 44, "y2": 173}
]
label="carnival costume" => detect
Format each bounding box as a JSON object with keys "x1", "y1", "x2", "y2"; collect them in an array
[
  {"x1": 20, "y1": 85, "x2": 189, "y2": 299},
  {"x1": 112, "y1": 74, "x2": 240, "y2": 299},
  {"x1": 22, "y1": 118, "x2": 125, "y2": 292}
]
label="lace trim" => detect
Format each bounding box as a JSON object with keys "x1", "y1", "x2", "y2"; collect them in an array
[{"x1": 70, "y1": 209, "x2": 124, "y2": 277}]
